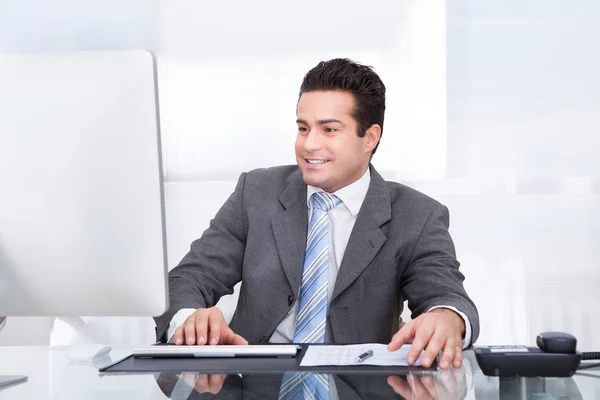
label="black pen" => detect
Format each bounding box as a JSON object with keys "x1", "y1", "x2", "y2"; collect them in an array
[{"x1": 355, "y1": 350, "x2": 374, "y2": 363}]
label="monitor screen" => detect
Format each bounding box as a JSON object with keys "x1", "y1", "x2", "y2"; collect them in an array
[{"x1": 0, "y1": 50, "x2": 168, "y2": 316}]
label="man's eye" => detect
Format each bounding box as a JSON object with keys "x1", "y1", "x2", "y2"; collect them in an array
[
  {"x1": 298, "y1": 127, "x2": 309, "y2": 132},
  {"x1": 324, "y1": 128, "x2": 336, "y2": 133}
]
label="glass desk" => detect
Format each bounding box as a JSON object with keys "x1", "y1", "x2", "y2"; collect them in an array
[{"x1": 0, "y1": 346, "x2": 598, "y2": 399}]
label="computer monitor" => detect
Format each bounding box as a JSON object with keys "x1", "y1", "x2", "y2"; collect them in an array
[{"x1": 0, "y1": 50, "x2": 168, "y2": 317}]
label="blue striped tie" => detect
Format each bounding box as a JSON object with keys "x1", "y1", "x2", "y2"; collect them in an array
[{"x1": 280, "y1": 192, "x2": 341, "y2": 400}]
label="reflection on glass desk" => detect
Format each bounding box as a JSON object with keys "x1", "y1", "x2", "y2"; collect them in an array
[
  {"x1": 156, "y1": 370, "x2": 468, "y2": 399},
  {"x1": 154, "y1": 370, "x2": 588, "y2": 400},
  {"x1": 0, "y1": 346, "x2": 598, "y2": 399}
]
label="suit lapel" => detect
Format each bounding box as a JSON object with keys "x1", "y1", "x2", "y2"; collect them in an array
[
  {"x1": 271, "y1": 171, "x2": 308, "y2": 298},
  {"x1": 332, "y1": 166, "x2": 391, "y2": 302}
]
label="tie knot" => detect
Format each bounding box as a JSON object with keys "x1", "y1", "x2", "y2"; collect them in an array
[{"x1": 312, "y1": 192, "x2": 341, "y2": 211}]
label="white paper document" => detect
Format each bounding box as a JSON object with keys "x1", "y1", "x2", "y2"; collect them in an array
[{"x1": 300, "y1": 343, "x2": 423, "y2": 367}]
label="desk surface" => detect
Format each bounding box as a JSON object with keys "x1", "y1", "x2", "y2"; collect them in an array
[{"x1": 0, "y1": 346, "x2": 598, "y2": 399}]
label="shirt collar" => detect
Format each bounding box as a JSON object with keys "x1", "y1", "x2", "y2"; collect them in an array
[{"x1": 306, "y1": 167, "x2": 371, "y2": 217}]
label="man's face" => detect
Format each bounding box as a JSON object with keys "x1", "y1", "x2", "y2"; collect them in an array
[{"x1": 295, "y1": 90, "x2": 377, "y2": 193}]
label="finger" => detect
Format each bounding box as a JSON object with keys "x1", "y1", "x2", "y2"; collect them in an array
[
  {"x1": 452, "y1": 345, "x2": 463, "y2": 368},
  {"x1": 184, "y1": 318, "x2": 198, "y2": 345},
  {"x1": 451, "y1": 361, "x2": 467, "y2": 393},
  {"x1": 420, "y1": 330, "x2": 446, "y2": 368},
  {"x1": 194, "y1": 374, "x2": 209, "y2": 393},
  {"x1": 452, "y1": 361, "x2": 464, "y2": 379},
  {"x1": 438, "y1": 368, "x2": 457, "y2": 395},
  {"x1": 173, "y1": 325, "x2": 185, "y2": 345},
  {"x1": 221, "y1": 326, "x2": 249, "y2": 345},
  {"x1": 437, "y1": 339, "x2": 456, "y2": 370},
  {"x1": 452, "y1": 363, "x2": 469, "y2": 398},
  {"x1": 181, "y1": 373, "x2": 198, "y2": 389},
  {"x1": 208, "y1": 374, "x2": 226, "y2": 394},
  {"x1": 231, "y1": 333, "x2": 249, "y2": 345},
  {"x1": 407, "y1": 325, "x2": 435, "y2": 366},
  {"x1": 194, "y1": 310, "x2": 209, "y2": 345},
  {"x1": 207, "y1": 312, "x2": 223, "y2": 345},
  {"x1": 407, "y1": 374, "x2": 431, "y2": 400},
  {"x1": 387, "y1": 376, "x2": 413, "y2": 398},
  {"x1": 388, "y1": 322, "x2": 415, "y2": 352},
  {"x1": 420, "y1": 375, "x2": 439, "y2": 400}
]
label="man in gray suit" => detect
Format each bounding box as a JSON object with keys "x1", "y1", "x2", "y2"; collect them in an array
[{"x1": 155, "y1": 58, "x2": 479, "y2": 371}]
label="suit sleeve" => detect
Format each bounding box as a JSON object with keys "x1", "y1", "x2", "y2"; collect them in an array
[
  {"x1": 153, "y1": 173, "x2": 248, "y2": 342},
  {"x1": 400, "y1": 204, "x2": 480, "y2": 343}
]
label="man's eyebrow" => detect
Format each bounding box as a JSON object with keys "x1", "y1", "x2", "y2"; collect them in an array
[
  {"x1": 317, "y1": 119, "x2": 343, "y2": 125},
  {"x1": 295, "y1": 118, "x2": 344, "y2": 125}
]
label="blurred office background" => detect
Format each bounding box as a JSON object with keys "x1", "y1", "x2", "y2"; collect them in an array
[{"x1": 0, "y1": 0, "x2": 598, "y2": 353}]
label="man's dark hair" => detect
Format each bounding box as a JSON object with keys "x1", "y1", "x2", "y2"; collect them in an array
[{"x1": 299, "y1": 58, "x2": 386, "y2": 155}]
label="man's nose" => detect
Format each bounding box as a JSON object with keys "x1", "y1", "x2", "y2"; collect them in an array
[{"x1": 304, "y1": 131, "x2": 323, "y2": 151}]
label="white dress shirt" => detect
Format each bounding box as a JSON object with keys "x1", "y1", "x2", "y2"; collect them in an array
[{"x1": 169, "y1": 167, "x2": 472, "y2": 347}]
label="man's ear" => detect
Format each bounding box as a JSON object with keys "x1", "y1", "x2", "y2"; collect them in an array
[{"x1": 364, "y1": 124, "x2": 382, "y2": 153}]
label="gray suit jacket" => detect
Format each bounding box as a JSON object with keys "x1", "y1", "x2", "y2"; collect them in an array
[{"x1": 154, "y1": 165, "x2": 479, "y2": 344}]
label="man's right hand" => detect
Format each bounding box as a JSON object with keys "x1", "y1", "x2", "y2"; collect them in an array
[
  {"x1": 173, "y1": 307, "x2": 248, "y2": 346},
  {"x1": 178, "y1": 373, "x2": 227, "y2": 395}
]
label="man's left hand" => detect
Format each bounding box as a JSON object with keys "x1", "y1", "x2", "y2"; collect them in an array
[{"x1": 387, "y1": 309, "x2": 465, "y2": 370}]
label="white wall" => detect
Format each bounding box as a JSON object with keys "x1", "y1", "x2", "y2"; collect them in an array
[
  {"x1": 1, "y1": 0, "x2": 599, "y2": 353},
  {"x1": 444, "y1": 0, "x2": 600, "y2": 350}
]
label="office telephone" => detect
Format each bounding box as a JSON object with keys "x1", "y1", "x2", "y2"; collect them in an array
[{"x1": 474, "y1": 332, "x2": 582, "y2": 377}]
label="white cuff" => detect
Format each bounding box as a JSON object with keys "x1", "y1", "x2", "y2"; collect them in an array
[
  {"x1": 167, "y1": 308, "x2": 196, "y2": 342},
  {"x1": 428, "y1": 305, "x2": 472, "y2": 349}
]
